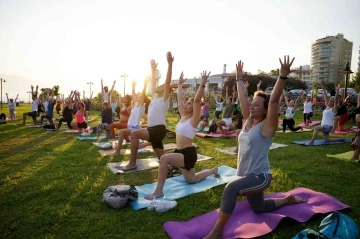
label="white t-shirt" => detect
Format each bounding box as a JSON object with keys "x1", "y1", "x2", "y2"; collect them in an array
[
  {"x1": 172, "y1": 102, "x2": 178, "y2": 109},
  {"x1": 8, "y1": 102, "x2": 16, "y2": 110},
  {"x1": 285, "y1": 107, "x2": 295, "y2": 119},
  {"x1": 127, "y1": 103, "x2": 145, "y2": 127},
  {"x1": 43, "y1": 101, "x2": 49, "y2": 112},
  {"x1": 147, "y1": 94, "x2": 169, "y2": 127},
  {"x1": 32, "y1": 100, "x2": 39, "y2": 112},
  {"x1": 215, "y1": 101, "x2": 224, "y2": 111},
  {"x1": 303, "y1": 102, "x2": 313, "y2": 114},
  {"x1": 321, "y1": 108, "x2": 335, "y2": 126},
  {"x1": 103, "y1": 92, "x2": 109, "y2": 102}
]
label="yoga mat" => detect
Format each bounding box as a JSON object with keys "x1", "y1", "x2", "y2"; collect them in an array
[
  {"x1": 215, "y1": 143, "x2": 288, "y2": 156},
  {"x1": 98, "y1": 143, "x2": 178, "y2": 156},
  {"x1": 297, "y1": 120, "x2": 321, "y2": 127},
  {"x1": 6, "y1": 118, "x2": 20, "y2": 121},
  {"x1": 93, "y1": 140, "x2": 128, "y2": 149},
  {"x1": 276, "y1": 128, "x2": 312, "y2": 133},
  {"x1": 106, "y1": 154, "x2": 213, "y2": 175},
  {"x1": 129, "y1": 165, "x2": 237, "y2": 210},
  {"x1": 292, "y1": 138, "x2": 351, "y2": 146},
  {"x1": 327, "y1": 151, "x2": 359, "y2": 161},
  {"x1": 163, "y1": 187, "x2": 350, "y2": 239},
  {"x1": 27, "y1": 125, "x2": 43, "y2": 128},
  {"x1": 195, "y1": 132, "x2": 237, "y2": 138},
  {"x1": 64, "y1": 129, "x2": 81, "y2": 134},
  {"x1": 77, "y1": 135, "x2": 107, "y2": 141},
  {"x1": 334, "y1": 128, "x2": 357, "y2": 134}
]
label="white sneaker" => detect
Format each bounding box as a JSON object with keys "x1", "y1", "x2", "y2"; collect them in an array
[{"x1": 147, "y1": 199, "x2": 177, "y2": 212}]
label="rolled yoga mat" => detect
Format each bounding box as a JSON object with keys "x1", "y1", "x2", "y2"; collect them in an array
[{"x1": 163, "y1": 187, "x2": 350, "y2": 239}]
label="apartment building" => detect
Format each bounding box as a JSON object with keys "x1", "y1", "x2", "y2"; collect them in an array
[
  {"x1": 311, "y1": 33, "x2": 353, "y2": 83},
  {"x1": 358, "y1": 45, "x2": 360, "y2": 72},
  {"x1": 289, "y1": 65, "x2": 311, "y2": 83}
]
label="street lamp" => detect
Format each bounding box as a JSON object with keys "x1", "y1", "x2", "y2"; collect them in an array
[
  {"x1": 87, "y1": 82, "x2": 93, "y2": 98},
  {"x1": 342, "y1": 62, "x2": 353, "y2": 101},
  {"x1": 27, "y1": 91, "x2": 31, "y2": 105},
  {"x1": 1, "y1": 78, "x2": 6, "y2": 110},
  {"x1": 121, "y1": 73, "x2": 128, "y2": 96}
]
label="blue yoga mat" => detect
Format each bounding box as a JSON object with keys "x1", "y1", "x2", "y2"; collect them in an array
[
  {"x1": 292, "y1": 138, "x2": 351, "y2": 146},
  {"x1": 129, "y1": 165, "x2": 238, "y2": 210},
  {"x1": 77, "y1": 135, "x2": 107, "y2": 141}
]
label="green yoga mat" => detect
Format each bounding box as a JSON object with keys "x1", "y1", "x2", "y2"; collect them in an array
[{"x1": 326, "y1": 151, "x2": 359, "y2": 162}]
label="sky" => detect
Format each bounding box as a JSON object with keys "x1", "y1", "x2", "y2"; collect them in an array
[{"x1": 0, "y1": 0, "x2": 359, "y2": 101}]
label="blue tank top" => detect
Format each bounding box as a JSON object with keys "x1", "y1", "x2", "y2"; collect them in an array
[{"x1": 237, "y1": 119, "x2": 272, "y2": 176}]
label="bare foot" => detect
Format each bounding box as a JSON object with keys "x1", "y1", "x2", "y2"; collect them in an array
[
  {"x1": 145, "y1": 192, "x2": 164, "y2": 200},
  {"x1": 111, "y1": 151, "x2": 120, "y2": 156},
  {"x1": 203, "y1": 231, "x2": 222, "y2": 239},
  {"x1": 300, "y1": 127, "x2": 303, "y2": 132},
  {"x1": 285, "y1": 194, "x2": 306, "y2": 204},
  {"x1": 118, "y1": 164, "x2": 137, "y2": 171},
  {"x1": 213, "y1": 167, "x2": 220, "y2": 178},
  {"x1": 307, "y1": 141, "x2": 314, "y2": 146}
]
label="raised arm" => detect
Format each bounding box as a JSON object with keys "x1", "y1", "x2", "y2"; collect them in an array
[
  {"x1": 262, "y1": 55, "x2": 295, "y2": 137},
  {"x1": 236, "y1": 60, "x2": 250, "y2": 120},
  {"x1": 101, "y1": 79, "x2": 104, "y2": 103},
  {"x1": 46, "y1": 88, "x2": 50, "y2": 101},
  {"x1": 177, "y1": 72, "x2": 186, "y2": 117},
  {"x1": 163, "y1": 51, "x2": 174, "y2": 101},
  {"x1": 332, "y1": 83, "x2": 340, "y2": 113},
  {"x1": 35, "y1": 85, "x2": 39, "y2": 98},
  {"x1": 293, "y1": 90, "x2": 302, "y2": 111},
  {"x1": 257, "y1": 80, "x2": 262, "y2": 91},
  {"x1": 283, "y1": 89, "x2": 289, "y2": 107},
  {"x1": 150, "y1": 60, "x2": 157, "y2": 96},
  {"x1": 6, "y1": 93, "x2": 9, "y2": 102},
  {"x1": 191, "y1": 71, "x2": 210, "y2": 128},
  {"x1": 132, "y1": 80, "x2": 136, "y2": 103},
  {"x1": 14, "y1": 94, "x2": 19, "y2": 102},
  {"x1": 68, "y1": 91, "x2": 74, "y2": 109},
  {"x1": 140, "y1": 78, "x2": 149, "y2": 107},
  {"x1": 109, "y1": 80, "x2": 116, "y2": 95},
  {"x1": 320, "y1": 84, "x2": 329, "y2": 108}
]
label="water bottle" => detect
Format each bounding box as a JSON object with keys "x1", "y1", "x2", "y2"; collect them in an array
[{"x1": 112, "y1": 140, "x2": 116, "y2": 149}]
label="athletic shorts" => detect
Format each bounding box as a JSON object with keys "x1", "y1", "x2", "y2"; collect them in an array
[
  {"x1": 222, "y1": 118, "x2": 232, "y2": 127},
  {"x1": 9, "y1": 108, "x2": 15, "y2": 116},
  {"x1": 77, "y1": 122, "x2": 88, "y2": 129},
  {"x1": 322, "y1": 125, "x2": 333, "y2": 136},
  {"x1": 174, "y1": 146, "x2": 197, "y2": 171},
  {"x1": 147, "y1": 125, "x2": 167, "y2": 149},
  {"x1": 26, "y1": 111, "x2": 37, "y2": 120},
  {"x1": 128, "y1": 125, "x2": 141, "y2": 132}
]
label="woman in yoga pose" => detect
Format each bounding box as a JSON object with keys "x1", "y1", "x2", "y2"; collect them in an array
[
  {"x1": 57, "y1": 92, "x2": 75, "y2": 130},
  {"x1": 93, "y1": 101, "x2": 113, "y2": 139},
  {"x1": 307, "y1": 84, "x2": 345, "y2": 145},
  {"x1": 303, "y1": 94, "x2": 314, "y2": 126},
  {"x1": 281, "y1": 89, "x2": 303, "y2": 132},
  {"x1": 204, "y1": 56, "x2": 305, "y2": 239},
  {"x1": 109, "y1": 94, "x2": 132, "y2": 143},
  {"x1": 145, "y1": 71, "x2": 219, "y2": 200},
  {"x1": 71, "y1": 92, "x2": 88, "y2": 130}
]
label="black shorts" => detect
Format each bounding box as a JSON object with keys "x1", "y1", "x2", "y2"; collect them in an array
[
  {"x1": 174, "y1": 146, "x2": 197, "y2": 171},
  {"x1": 26, "y1": 111, "x2": 37, "y2": 120},
  {"x1": 147, "y1": 125, "x2": 167, "y2": 149},
  {"x1": 77, "y1": 122, "x2": 88, "y2": 129}
]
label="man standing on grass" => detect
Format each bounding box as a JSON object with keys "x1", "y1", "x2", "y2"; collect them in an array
[
  {"x1": 6, "y1": 93, "x2": 19, "y2": 120},
  {"x1": 23, "y1": 85, "x2": 39, "y2": 125},
  {"x1": 119, "y1": 52, "x2": 173, "y2": 171}
]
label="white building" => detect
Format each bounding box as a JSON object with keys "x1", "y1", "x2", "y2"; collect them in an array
[
  {"x1": 289, "y1": 65, "x2": 311, "y2": 83},
  {"x1": 358, "y1": 45, "x2": 360, "y2": 72}
]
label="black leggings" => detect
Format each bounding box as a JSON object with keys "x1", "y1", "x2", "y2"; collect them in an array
[
  {"x1": 282, "y1": 118, "x2": 301, "y2": 132},
  {"x1": 220, "y1": 173, "x2": 275, "y2": 214},
  {"x1": 303, "y1": 112, "x2": 313, "y2": 123},
  {"x1": 58, "y1": 117, "x2": 73, "y2": 129},
  {"x1": 215, "y1": 111, "x2": 222, "y2": 119}
]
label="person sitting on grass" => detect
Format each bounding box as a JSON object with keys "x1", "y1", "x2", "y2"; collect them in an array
[
  {"x1": 281, "y1": 89, "x2": 303, "y2": 132},
  {"x1": 145, "y1": 70, "x2": 219, "y2": 200},
  {"x1": 112, "y1": 79, "x2": 148, "y2": 155},
  {"x1": 118, "y1": 52, "x2": 172, "y2": 171},
  {"x1": 57, "y1": 92, "x2": 74, "y2": 130},
  {"x1": 6, "y1": 93, "x2": 19, "y2": 120},
  {"x1": 307, "y1": 83, "x2": 346, "y2": 145},
  {"x1": 215, "y1": 83, "x2": 237, "y2": 136},
  {"x1": 204, "y1": 56, "x2": 306, "y2": 239},
  {"x1": 70, "y1": 92, "x2": 88, "y2": 130},
  {"x1": 23, "y1": 85, "x2": 39, "y2": 125},
  {"x1": 196, "y1": 115, "x2": 207, "y2": 132},
  {"x1": 93, "y1": 101, "x2": 113, "y2": 139},
  {"x1": 40, "y1": 88, "x2": 56, "y2": 125}
]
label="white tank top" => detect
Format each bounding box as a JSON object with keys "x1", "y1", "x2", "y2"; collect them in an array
[
  {"x1": 285, "y1": 107, "x2": 295, "y2": 119},
  {"x1": 321, "y1": 108, "x2": 335, "y2": 126},
  {"x1": 303, "y1": 102, "x2": 313, "y2": 114},
  {"x1": 103, "y1": 92, "x2": 109, "y2": 102},
  {"x1": 127, "y1": 103, "x2": 145, "y2": 127},
  {"x1": 175, "y1": 117, "x2": 196, "y2": 139}
]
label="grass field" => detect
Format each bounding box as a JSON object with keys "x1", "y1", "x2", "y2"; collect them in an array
[{"x1": 0, "y1": 105, "x2": 359, "y2": 239}]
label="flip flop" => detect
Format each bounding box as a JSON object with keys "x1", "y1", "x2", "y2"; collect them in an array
[{"x1": 118, "y1": 165, "x2": 137, "y2": 172}]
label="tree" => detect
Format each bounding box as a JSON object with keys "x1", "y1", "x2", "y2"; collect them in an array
[
  {"x1": 269, "y1": 69, "x2": 279, "y2": 76},
  {"x1": 38, "y1": 85, "x2": 60, "y2": 99},
  {"x1": 349, "y1": 72, "x2": 360, "y2": 92}
]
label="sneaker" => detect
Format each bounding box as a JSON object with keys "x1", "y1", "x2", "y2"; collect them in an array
[{"x1": 147, "y1": 199, "x2": 177, "y2": 212}]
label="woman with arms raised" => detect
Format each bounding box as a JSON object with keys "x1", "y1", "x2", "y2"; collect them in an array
[
  {"x1": 204, "y1": 56, "x2": 305, "y2": 239},
  {"x1": 145, "y1": 71, "x2": 219, "y2": 200}
]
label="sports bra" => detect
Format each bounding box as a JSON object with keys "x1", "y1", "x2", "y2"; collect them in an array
[
  {"x1": 175, "y1": 117, "x2": 196, "y2": 139},
  {"x1": 76, "y1": 111, "x2": 85, "y2": 123},
  {"x1": 120, "y1": 108, "x2": 130, "y2": 118}
]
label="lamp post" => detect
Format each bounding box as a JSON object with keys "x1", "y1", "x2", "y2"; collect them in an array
[
  {"x1": 121, "y1": 73, "x2": 128, "y2": 96},
  {"x1": 1, "y1": 78, "x2": 6, "y2": 110},
  {"x1": 342, "y1": 62, "x2": 353, "y2": 101},
  {"x1": 27, "y1": 91, "x2": 31, "y2": 105},
  {"x1": 87, "y1": 81, "x2": 93, "y2": 98}
]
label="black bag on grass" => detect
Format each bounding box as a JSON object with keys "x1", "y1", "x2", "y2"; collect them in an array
[{"x1": 102, "y1": 185, "x2": 138, "y2": 209}]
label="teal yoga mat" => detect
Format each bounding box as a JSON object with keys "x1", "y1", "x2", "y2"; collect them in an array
[
  {"x1": 129, "y1": 165, "x2": 237, "y2": 210},
  {"x1": 77, "y1": 135, "x2": 107, "y2": 141}
]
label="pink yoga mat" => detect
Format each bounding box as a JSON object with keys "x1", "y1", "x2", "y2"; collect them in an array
[
  {"x1": 298, "y1": 120, "x2": 321, "y2": 127},
  {"x1": 195, "y1": 132, "x2": 237, "y2": 138},
  {"x1": 163, "y1": 187, "x2": 349, "y2": 239},
  {"x1": 334, "y1": 128, "x2": 357, "y2": 134}
]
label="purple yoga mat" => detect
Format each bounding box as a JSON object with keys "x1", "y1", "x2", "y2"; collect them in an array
[{"x1": 163, "y1": 187, "x2": 349, "y2": 239}]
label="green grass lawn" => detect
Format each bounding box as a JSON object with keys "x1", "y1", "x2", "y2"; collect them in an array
[{"x1": 0, "y1": 105, "x2": 359, "y2": 239}]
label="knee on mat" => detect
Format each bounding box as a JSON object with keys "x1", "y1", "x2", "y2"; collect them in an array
[{"x1": 252, "y1": 207, "x2": 267, "y2": 214}]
